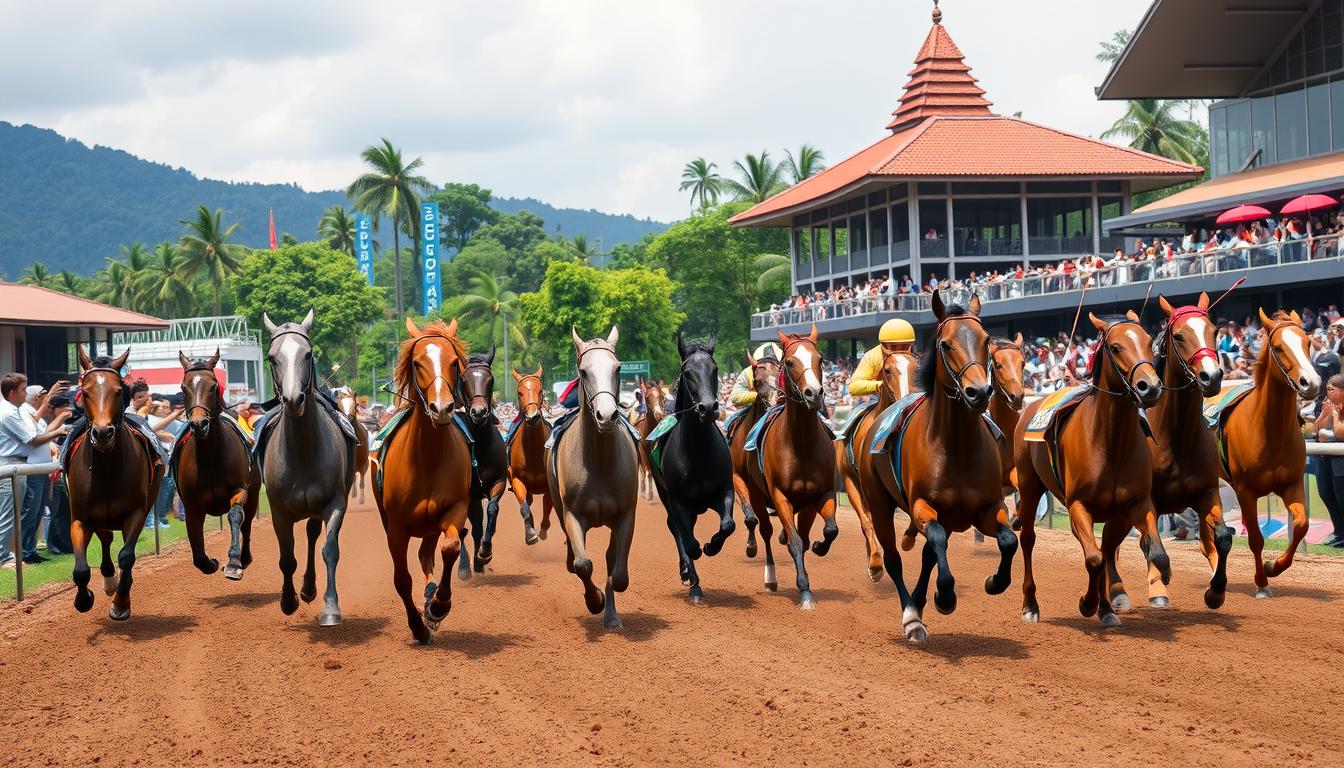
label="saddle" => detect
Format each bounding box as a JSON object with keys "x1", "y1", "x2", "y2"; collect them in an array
[
  {"x1": 721, "y1": 406, "x2": 753, "y2": 440},
  {"x1": 372, "y1": 408, "x2": 476, "y2": 494},
  {"x1": 252, "y1": 390, "x2": 359, "y2": 475},
  {"x1": 544, "y1": 408, "x2": 640, "y2": 484},
  {"x1": 1024, "y1": 385, "x2": 1151, "y2": 491},
  {"x1": 744, "y1": 405, "x2": 835, "y2": 478},
  {"x1": 1203, "y1": 382, "x2": 1255, "y2": 477},
  {"x1": 837, "y1": 399, "x2": 879, "y2": 473},
  {"x1": 60, "y1": 414, "x2": 163, "y2": 479},
  {"x1": 168, "y1": 413, "x2": 253, "y2": 485},
  {"x1": 503, "y1": 413, "x2": 546, "y2": 449},
  {"x1": 867, "y1": 393, "x2": 1005, "y2": 508}
]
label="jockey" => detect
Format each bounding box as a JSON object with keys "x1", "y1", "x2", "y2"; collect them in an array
[
  {"x1": 559, "y1": 377, "x2": 580, "y2": 410},
  {"x1": 728, "y1": 342, "x2": 783, "y2": 407},
  {"x1": 847, "y1": 317, "x2": 916, "y2": 397}
]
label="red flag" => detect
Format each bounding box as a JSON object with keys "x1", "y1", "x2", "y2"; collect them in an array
[{"x1": 268, "y1": 208, "x2": 278, "y2": 250}]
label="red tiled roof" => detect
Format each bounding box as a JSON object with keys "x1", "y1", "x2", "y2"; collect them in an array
[
  {"x1": 0, "y1": 283, "x2": 168, "y2": 330},
  {"x1": 888, "y1": 21, "x2": 992, "y2": 132}
]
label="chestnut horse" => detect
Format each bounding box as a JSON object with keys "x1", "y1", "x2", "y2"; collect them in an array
[
  {"x1": 455, "y1": 348, "x2": 509, "y2": 579},
  {"x1": 334, "y1": 387, "x2": 369, "y2": 504},
  {"x1": 744, "y1": 324, "x2": 837, "y2": 609},
  {"x1": 1218, "y1": 309, "x2": 1321, "y2": 598},
  {"x1": 863, "y1": 293, "x2": 1011, "y2": 643},
  {"x1": 507, "y1": 365, "x2": 551, "y2": 545},
  {"x1": 836, "y1": 347, "x2": 916, "y2": 581},
  {"x1": 373, "y1": 317, "x2": 474, "y2": 644},
  {"x1": 634, "y1": 379, "x2": 668, "y2": 502},
  {"x1": 175, "y1": 349, "x2": 260, "y2": 580},
  {"x1": 66, "y1": 347, "x2": 162, "y2": 620},
  {"x1": 728, "y1": 352, "x2": 780, "y2": 560},
  {"x1": 988, "y1": 334, "x2": 1026, "y2": 497},
  {"x1": 1015, "y1": 312, "x2": 1166, "y2": 628}
]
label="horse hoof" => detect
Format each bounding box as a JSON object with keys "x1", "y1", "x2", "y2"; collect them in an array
[
  {"x1": 604, "y1": 616, "x2": 623, "y2": 630},
  {"x1": 905, "y1": 622, "x2": 928, "y2": 646},
  {"x1": 423, "y1": 610, "x2": 442, "y2": 631},
  {"x1": 1078, "y1": 596, "x2": 1098, "y2": 618},
  {"x1": 103, "y1": 575, "x2": 118, "y2": 596},
  {"x1": 1255, "y1": 586, "x2": 1273, "y2": 599},
  {"x1": 688, "y1": 587, "x2": 704, "y2": 605},
  {"x1": 458, "y1": 568, "x2": 472, "y2": 582},
  {"x1": 584, "y1": 591, "x2": 606, "y2": 615},
  {"x1": 222, "y1": 565, "x2": 244, "y2": 581},
  {"x1": 74, "y1": 589, "x2": 94, "y2": 613},
  {"x1": 1100, "y1": 612, "x2": 1122, "y2": 628},
  {"x1": 241, "y1": 553, "x2": 254, "y2": 568},
  {"x1": 196, "y1": 558, "x2": 219, "y2": 575},
  {"x1": 983, "y1": 574, "x2": 1009, "y2": 595},
  {"x1": 899, "y1": 533, "x2": 916, "y2": 551},
  {"x1": 809, "y1": 541, "x2": 830, "y2": 557},
  {"x1": 300, "y1": 588, "x2": 316, "y2": 604},
  {"x1": 1110, "y1": 592, "x2": 1131, "y2": 612},
  {"x1": 317, "y1": 612, "x2": 342, "y2": 627},
  {"x1": 1204, "y1": 588, "x2": 1225, "y2": 610},
  {"x1": 473, "y1": 560, "x2": 486, "y2": 574},
  {"x1": 1148, "y1": 595, "x2": 1171, "y2": 609},
  {"x1": 934, "y1": 591, "x2": 956, "y2": 615},
  {"x1": 524, "y1": 529, "x2": 539, "y2": 545},
  {"x1": 538, "y1": 527, "x2": 548, "y2": 541},
  {"x1": 745, "y1": 541, "x2": 757, "y2": 559},
  {"x1": 799, "y1": 592, "x2": 817, "y2": 611},
  {"x1": 108, "y1": 603, "x2": 131, "y2": 622},
  {"x1": 280, "y1": 593, "x2": 299, "y2": 616},
  {"x1": 413, "y1": 626, "x2": 433, "y2": 646},
  {"x1": 703, "y1": 540, "x2": 723, "y2": 558},
  {"x1": 1021, "y1": 607, "x2": 1040, "y2": 624},
  {"x1": 867, "y1": 567, "x2": 883, "y2": 584}
]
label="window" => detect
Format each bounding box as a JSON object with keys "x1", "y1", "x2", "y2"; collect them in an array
[
  {"x1": 1027, "y1": 197, "x2": 1093, "y2": 255},
  {"x1": 871, "y1": 208, "x2": 889, "y2": 248},
  {"x1": 1024, "y1": 181, "x2": 1092, "y2": 194},
  {"x1": 848, "y1": 214, "x2": 866, "y2": 252},
  {"x1": 1276, "y1": 89, "x2": 1307, "y2": 161},
  {"x1": 1252, "y1": 95, "x2": 1276, "y2": 166},
  {"x1": 793, "y1": 227, "x2": 812, "y2": 263},
  {"x1": 1226, "y1": 100, "x2": 1251, "y2": 171},
  {"x1": 1097, "y1": 181, "x2": 1123, "y2": 194},
  {"x1": 226, "y1": 359, "x2": 245, "y2": 388},
  {"x1": 917, "y1": 199, "x2": 947, "y2": 240},
  {"x1": 1309, "y1": 81, "x2": 1331, "y2": 155},
  {"x1": 1333, "y1": 79, "x2": 1344, "y2": 150},
  {"x1": 815, "y1": 226, "x2": 831, "y2": 260},
  {"x1": 833, "y1": 224, "x2": 849, "y2": 257},
  {"x1": 890, "y1": 201, "x2": 910, "y2": 243},
  {"x1": 950, "y1": 182, "x2": 1019, "y2": 195},
  {"x1": 917, "y1": 182, "x2": 947, "y2": 196},
  {"x1": 952, "y1": 198, "x2": 1022, "y2": 257},
  {"x1": 1211, "y1": 106, "x2": 1229, "y2": 177},
  {"x1": 245, "y1": 360, "x2": 258, "y2": 391}
]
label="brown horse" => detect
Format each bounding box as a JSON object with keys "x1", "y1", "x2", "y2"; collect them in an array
[
  {"x1": 373, "y1": 317, "x2": 475, "y2": 644},
  {"x1": 507, "y1": 365, "x2": 551, "y2": 545},
  {"x1": 836, "y1": 347, "x2": 916, "y2": 581},
  {"x1": 175, "y1": 349, "x2": 260, "y2": 580},
  {"x1": 66, "y1": 346, "x2": 162, "y2": 620},
  {"x1": 744, "y1": 324, "x2": 837, "y2": 609},
  {"x1": 728, "y1": 352, "x2": 780, "y2": 560},
  {"x1": 634, "y1": 379, "x2": 668, "y2": 502},
  {"x1": 1015, "y1": 311, "x2": 1166, "y2": 628},
  {"x1": 862, "y1": 293, "x2": 1011, "y2": 643},
  {"x1": 988, "y1": 334, "x2": 1026, "y2": 497},
  {"x1": 1218, "y1": 309, "x2": 1321, "y2": 598},
  {"x1": 334, "y1": 387, "x2": 369, "y2": 504}
]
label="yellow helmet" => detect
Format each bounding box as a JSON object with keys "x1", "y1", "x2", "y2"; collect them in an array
[
  {"x1": 879, "y1": 318, "x2": 915, "y2": 344},
  {"x1": 752, "y1": 342, "x2": 782, "y2": 361}
]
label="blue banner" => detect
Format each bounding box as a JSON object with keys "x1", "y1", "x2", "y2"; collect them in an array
[
  {"x1": 419, "y1": 202, "x2": 442, "y2": 315},
  {"x1": 354, "y1": 213, "x2": 373, "y2": 285}
]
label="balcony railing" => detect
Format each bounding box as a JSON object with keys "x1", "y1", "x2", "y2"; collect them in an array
[{"x1": 752, "y1": 234, "x2": 1342, "y2": 330}]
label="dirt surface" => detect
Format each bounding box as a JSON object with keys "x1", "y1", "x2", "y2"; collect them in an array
[{"x1": 2, "y1": 493, "x2": 1342, "y2": 767}]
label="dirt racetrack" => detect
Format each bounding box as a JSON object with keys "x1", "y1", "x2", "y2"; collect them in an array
[{"x1": 2, "y1": 493, "x2": 1342, "y2": 767}]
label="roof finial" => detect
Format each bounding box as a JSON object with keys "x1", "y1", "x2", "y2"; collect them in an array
[{"x1": 932, "y1": 0, "x2": 942, "y2": 25}]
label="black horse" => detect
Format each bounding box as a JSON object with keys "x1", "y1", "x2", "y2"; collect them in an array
[
  {"x1": 649, "y1": 333, "x2": 736, "y2": 603},
  {"x1": 457, "y1": 348, "x2": 510, "y2": 579}
]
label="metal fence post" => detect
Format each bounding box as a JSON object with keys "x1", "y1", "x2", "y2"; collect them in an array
[{"x1": 10, "y1": 470, "x2": 23, "y2": 602}]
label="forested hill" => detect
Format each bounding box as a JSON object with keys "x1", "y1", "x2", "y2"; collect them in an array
[{"x1": 0, "y1": 122, "x2": 668, "y2": 277}]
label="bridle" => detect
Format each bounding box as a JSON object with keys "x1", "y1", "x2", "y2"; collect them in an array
[
  {"x1": 79, "y1": 367, "x2": 129, "y2": 427},
  {"x1": 987, "y1": 342, "x2": 1023, "y2": 406},
  {"x1": 516, "y1": 375, "x2": 547, "y2": 420},
  {"x1": 1162, "y1": 306, "x2": 1218, "y2": 391},
  {"x1": 664, "y1": 350, "x2": 718, "y2": 420},
  {"x1": 457, "y1": 362, "x2": 494, "y2": 424},
  {"x1": 1090, "y1": 319, "x2": 1159, "y2": 405},
  {"x1": 779, "y1": 338, "x2": 823, "y2": 411},
  {"x1": 182, "y1": 363, "x2": 223, "y2": 422},
  {"x1": 1264, "y1": 321, "x2": 1307, "y2": 390},
  {"x1": 267, "y1": 327, "x2": 317, "y2": 405},
  {"x1": 752, "y1": 358, "x2": 782, "y2": 404},
  {"x1": 935, "y1": 315, "x2": 989, "y2": 405},
  {"x1": 577, "y1": 341, "x2": 621, "y2": 414},
  {"x1": 405, "y1": 334, "x2": 463, "y2": 420}
]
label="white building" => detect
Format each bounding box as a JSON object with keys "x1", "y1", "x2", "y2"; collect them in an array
[{"x1": 115, "y1": 315, "x2": 267, "y2": 404}]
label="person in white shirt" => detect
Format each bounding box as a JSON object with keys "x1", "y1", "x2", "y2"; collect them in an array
[
  {"x1": 0, "y1": 373, "x2": 70, "y2": 567},
  {"x1": 19, "y1": 385, "x2": 58, "y2": 561}
]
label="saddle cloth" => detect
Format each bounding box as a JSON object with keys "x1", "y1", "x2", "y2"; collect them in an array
[
  {"x1": 645, "y1": 414, "x2": 678, "y2": 474},
  {"x1": 744, "y1": 405, "x2": 835, "y2": 478},
  {"x1": 372, "y1": 409, "x2": 476, "y2": 494},
  {"x1": 545, "y1": 408, "x2": 640, "y2": 485},
  {"x1": 837, "y1": 399, "x2": 879, "y2": 473},
  {"x1": 60, "y1": 414, "x2": 165, "y2": 477},
  {"x1": 252, "y1": 392, "x2": 358, "y2": 476},
  {"x1": 1023, "y1": 386, "x2": 1089, "y2": 442},
  {"x1": 721, "y1": 406, "x2": 753, "y2": 440},
  {"x1": 168, "y1": 413, "x2": 253, "y2": 485},
  {"x1": 1203, "y1": 382, "x2": 1255, "y2": 477}
]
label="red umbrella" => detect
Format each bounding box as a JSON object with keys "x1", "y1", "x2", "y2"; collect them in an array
[
  {"x1": 1216, "y1": 204, "x2": 1272, "y2": 225},
  {"x1": 1280, "y1": 193, "x2": 1338, "y2": 216}
]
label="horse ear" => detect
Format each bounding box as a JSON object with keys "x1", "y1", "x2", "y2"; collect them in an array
[
  {"x1": 179, "y1": 351, "x2": 191, "y2": 370},
  {"x1": 1197, "y1": 291, "x2": 1210, "y2": 309},
  {"x1": 807, "y1": 323, "x2": 818, "y2": 343},
  {"x1": 109, "y1": 347, "x2": 131, "y2": 372},
  {"x1": 968, "y1": 293, "x2": 982, "y2": 317},
  {"x1": 572, "y1": 326, "x2": 585, "y2": 351},
  {"x1": 512, "y1": 368, "x2": 523, "y2": 382},
  {"x1": 676, "y1": 332, "x2": 688, "y2": 360},
  {"x1": 746, "y1": 352, "x2": 757, "y2": 367},
  {"x1": 486, "y1": 344, "x2": 496, "y2": 365},
  {"x1": 534, "y1": 363, "x2": 543, "y2": 379},
  {"x1": 1258, "y1": 307, "x2": 1272, "y2": 327},
  {"x1": 606, "y1": 325, "x2": 619, "y2": 346},
  {"x1": 1089, "y1": 312, "x2": 1107, "y2": 331},
  {"x1": 446, "y1": 317, "x2": 459, "y2": 336},
  {"x1": 207, "y1": 347, "x2": 220, "y2": 369},
  {"x1": 1014, "y1": 331, "x2": 1024, "y2": 348},
  {"x1": 1126, "y1": 309, "x2": 1140, "y2": 322},
  {"x1": 931, "y1": 290, "x2": 946, "y2": 321},
  {"x1": 262, "y1": 312, "x2": 277, "y2": 335},
  {"x1": 707, "y1": 332, "x2": 717, "y2": 353},
  {"x1": 776, "y1": 330, "x2": 789, "y2": 349},
  {"x1": 405, "y1": 316, "x2": 422, "y2": 338},
  {"x1": 1158, "y1": 294, "x2": 1174, "y2": 317},
  {"x1": 1290, "y1": 309, "x2": 1302, "y2": 324},
  {"x1": 77, "y1": 344, "x2": 94, "y2": 372},
  {"x1": 300, "y1": 308, "x2": 315, "y2": 333}
]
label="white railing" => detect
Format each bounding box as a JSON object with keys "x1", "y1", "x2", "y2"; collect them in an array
[
  {"x1": 754, "y1": 234, "x2": 1343, "y2": 329},
  {"x1": 119, "y1": 315, "x2": 260, "y2": 346}
]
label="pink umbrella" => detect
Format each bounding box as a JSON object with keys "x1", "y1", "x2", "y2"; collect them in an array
[
  {"x1": 1279, "y1": 193, "x2": 1338, "y2": 216},
  {"x1": 1216, "y1": 204, "x2": 1272, "y2": 225}
]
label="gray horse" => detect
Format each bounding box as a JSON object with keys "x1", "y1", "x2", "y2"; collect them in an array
[
  {"x1": 260, "y1": 309, "x2": 355, "y2": 626},
  {"x1": 547, "y1": 326, "x2": 639, "y2": 629}
]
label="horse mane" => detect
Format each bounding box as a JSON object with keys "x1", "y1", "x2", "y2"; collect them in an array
[
  {"x1": 916, "y1": 303, "x2": 969, "y2": 393},
  {"x1": 183, "y1": 357, "x2": 217, "y2": 372},
  {"x1": 90, "y1": 354, "x2": 118, "y2": 369},
  {"x1": 989, "y1": 337, "x2": 1018, "y2": 351},
  {"x1": 394, "y1": 322, "x2": 469, "y2": 399}
]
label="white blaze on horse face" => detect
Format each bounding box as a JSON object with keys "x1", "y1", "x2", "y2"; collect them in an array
[
  {"x1": 1282, "y1": 327, "x2": 1321, "y2": 390},
  {"x1": 583, "y1": 348, "x2": 620, "y2": 424},
  {"x1": 423, "y1": 342, "x2": 452, "y2": 411},
  {"x1": 792, "y1": 344, "x2": 820, "y2": 393},
  {"x1": 893, "y1": 355, "x2": 913, "y2": 398},
  {"x1": 277, "y1": 335, "x2": 307, "y2": 402},
  {"x1": 1183, "y1": 316, "x2": 1220, "y2": 380}
]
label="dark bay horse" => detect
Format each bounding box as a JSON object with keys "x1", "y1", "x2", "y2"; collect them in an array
[
  {"x1": 175, "y1": 349, "x2": 260, "y2": 580},
  {"x1": 728, "y1": 352, "x2": 779, "y2": 560},
  {"x1": 456, "y1": 347, "x2": 509, "y2": 579},
  {"x1": 1218, "y1": 309, "x2": 1321, "y2": 598},
  {"x1": 374, "y1": 317, "x2": 474, "y2": 644},
  {"x1": 863, "y1": 293, "x2": 1011, "y2": 643},
  {"x1": 635, "y1": 379, "x2": 667, "y2": 502},
  {"x1": 1014, "y1": 311, "x2": 1166, "y2": 628},
  {"x1": 66, "y1": 347, "x2": 162, "y2": 620},
  {"x1": 260, "y1": 310, "x2": 355, "y2": 626},
  {"x1": 548, "y1": 326, "x2": 638, "y2": 629},
  {"x1": 335, "y1": 387, "x2": 369, "y2": 504},
  {"x1": 507, "y1": 365, "x2": 551, "y2": 545},
  {"x1": 744, "y1": 325, "x2": 837, "y2": 610},
  {"x1": 649, "y1": 334, "x2": 735, "y2": 604}
]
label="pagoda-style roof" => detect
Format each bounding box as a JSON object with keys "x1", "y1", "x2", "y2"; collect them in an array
[{"x1": 887, "y1": 17, "x2": 992, "y2": 132}]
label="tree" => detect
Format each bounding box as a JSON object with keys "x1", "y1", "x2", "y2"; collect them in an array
[
  {"x1": 567, "y1": 234, "x2": 600, "y2": 264},
  {"x1": 1101, "y1": 99, "x2": 1207, "y2": 165},
  {"x1": 442, "y1": 237, "x2": 510, "y2": 297},
  {"x1": 721, "y1": 151, "x2": 787, "y2": 203},
  {"x1": 430, "y1": 183, "x2": 499, "y2": 251},
  {"x1": 782, "y1": 145, "x2": 826, "y2": 184},
  {"x1": 1096, "y1": 29, "x2": 1132, "y2": 64},
  {"x1": 178, "y1": 205, "x2": 246, "y2": 315},
  {"x1": 317, "y1": 205, "x2": 357, "y2": 256},
  {"x1": 444, "y1": 270, "x2": 527, "y2": 399},
  {"x1": 19, "y1": 261, "x2": 52, "y2": 288},
  {"x1": 137, "y1": 242, "x2": 194, "y2": 317},
  {"x1": 679, "y1": 158, "x2": 723, "y2": 209},
  {"x1": 93, "y1": 243, "x2": 150, "y2": 310},
  {"x1": 753, "y1": 253, "x2": 792, "y2": 299},
  {"x1": 474, "y1": 211, "x2": 548, "y2": 255},
  {"x1": 55, "y1": 270, "x2": 84, "y2": 297},
  {"x1": 347, "y1": 138, "x2": 432, "y2": 321}
]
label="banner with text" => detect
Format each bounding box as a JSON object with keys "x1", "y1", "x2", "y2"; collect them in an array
[
  {"x1": 420, "y1": 202, "x2": 442, "y2": 315},
  {"x1": 355, "y1": 213, "x2": 374, "y2": 285}
]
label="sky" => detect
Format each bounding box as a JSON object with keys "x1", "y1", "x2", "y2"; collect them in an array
[{"x1": 0, "y1": 0, "x2": 1158, "y2": 223}]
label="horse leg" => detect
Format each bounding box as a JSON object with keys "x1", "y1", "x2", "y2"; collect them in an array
[
  {"x1": 840, "y1": 448, "x2": 880, "y2": 579},
  {"x1": 417, "y1": 536, "x2": 439, "y2": 612},
  {"x1": 562, "y1": 507, "x2": 605, "y2": 615},
  {"x1": 184, "y1": 503, "x2": 217, "y2": 575},
  {"x1": 977, "y1": 502, "x2": 1017, "y2": 595},
  {"x1": 868, "y1": 490, "x2": 922, "y2": 643},
  {"x1": 221, "y1": 488, "x2": 248, "y2": 580},
  {"x1": 1015, "y1": 464, "x2": 1044, "y2": 623},
  {"x1": 70, "y1": 520, "x2": 95, "y2": 613},
  {"x1": 109, "y1": 512, "x2": 145, "y2": 622},
  {"x1": 1067, "y1": 502, "x2": 1109, "y2": 624},
  {"x1": 1102, "y1": 519, "x2": 1132, "y2": 612},
  {"x1": 771, "y1": 491, "x2": 815, "y2": 610},
  {"x1": 1097, "y1": 518, "x2": 1128, "y2": 628},
  {"x1": 388, "y1": 529, "x2": 430, "y2": 644},
  {"x1": 428, "y1": 503, "x2": 468, "y2": 628},
  {"x1": 95, "y1": 529, "x2": 116, "y2": 596},
  {"x1": 300, "y1": 517, "x2": 321, "y2": 603},
  {"x1": 754, "y1": 488, "x2": 777, "y2": 591},
  {"x1": 511, "y1": 477, "x2": 539, "y2": 545},
  {"x1": 734, "y1": 473, "x2": 758, "y2": 558},
  {"x1": 317, "y1": 502, "x2": 347, "y2": 626},
  {"x1": 479, "y1": 482, "x2": 504, "y2": 566},
  {"x1": 275, "y1": 519, "x2": 300, "y2": 615},
  {"x1": 1137, "y1": 504, "x2": 1172, "y2": 608},
  {"x1": 240, "y1": 480, "x2": 258, "y2": 569},
  {"x1": 1265, "y1": 482, "x2": 1309, "y2": 582},
  {"x1": 604, "y1": 510, "x2": 636, "y2": 630},
  {"x1": 1197, "y1": 488, "x2": 1232, "y2": 609},
  {"x1": 703, "y1": 486, "x2": 736, "y2": 558},
  {"x1": 1236, "y1": 487, "x2": 1271, "y2": 598},
  {"x1": 664, "y1": 503, "x2": 694, "y2": 589},
  {"x1": 810, "y1": 495, "x2": 839, "y2": 557},
  {"x1": 909, "y1": 500, "x2": 956, "y2": 615},
  {"x1": 539, "y1": 492, "x2": 554, "y2": 540},
  {"x1": 460, "y1": 496, "x2": 485, "y2": 577}
]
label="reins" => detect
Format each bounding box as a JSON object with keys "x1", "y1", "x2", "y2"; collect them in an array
[
  {"x1": 935, "y1": 314, "x2": 989, "y2": 405},
  {"x1": 576, "y1": 341, "x2": 621, "y2": 415}
]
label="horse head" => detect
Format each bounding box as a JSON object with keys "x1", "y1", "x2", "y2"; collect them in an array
[
  {"x1": 513, "y1": 364, "x2": 545, "y2": 422},
  {"x1": 1258, "y1": 307, "x2": 1320, "y2": 399},
  {"x1": 880, "y1": 348, "x2": 918, "y2": 403},
  {"x1": 747, "y1": 350, "x2": 781, "y2": 407},
  {"x1": 264, "y1": 309, "x2": 316, "y2": 418},
  {"x1": 77, "y1": 344, "x2": 131, "y2": 452},
  {"x1": 572, "y1": 325, "x2": 621, "y2": 433},
  {"x1": 179, "y1": 347, "x2": 222, "y2": 439},
  {"x1": 462, "y1": 345, "x2": 497, "y2": 427},
  {"x1": 399, "y1": 316, "x2": 465, "y2": 427},
  {"x1": 676, "y1": 331, "x2": 719, "y2": 423},
  {"x1": 776, "y1": 324, "x2": 825, "y2": 412},
  {"x1": 988, "y1": 332, "x2": 1026, "y2": 410},
  {"x1": 641, "y1": 378, "x2": 666, "y2": 420},
  {"x1": 1158, "y1": 292, "x2": 1222, "y2": 397},
  {"x1": 1089, "y1": 310, "x2": 1162, "y2": 408},
  {"x1": 925, "y1": 291, "x2": 992, "y2": 412}
]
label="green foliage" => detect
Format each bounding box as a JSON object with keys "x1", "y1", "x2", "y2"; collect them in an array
[
  {"x1": 1096, "y1": 29, "x2": 1132, "y2": 64},
  {"x1": 443, "y1": 271, "x2": 528, "y2": 399},
  {"x1": 679, "y1": 158, "x2": 723, "y2": 209},
  {"x1": 567, "y1": 234, "x2": 600, "y2": 264},
  {"x1": 373, "y1": 248, "x2": 415, "y2": 317},
  {"x1": 782, "y1": 145, "x2": 826, "y2": 184},
  {"x1": 317, "y1": 205, "x2": 357, "y2": 256},
  {"x1": 430, "y1": 183, "x2": 499, "y2": 250},
  {"x1": 347, "y1": 138, "x2": 433, "y2": 318},
  {"x1": 178, "y1": 205, "x2": 247, "y2": 315},
  {"x1": 136, "y1": 242, "x2": 193, "y2": 318},
  {"x1": 1101, "y1": 99, "x2": 1207, "y2": 166},
  {"x1": 721, "y1": 151, "x2": 788, "y2": 203},
  {"x1": 443, "y1": 237, "x2": 510, "y2": 297},
  {"x1": 606, "y1": 234, "x2": 656, "y2": 270},
  {"x1": 19, "y1": 261, "x2": 51, "y2": 288},
  {"x1": 473, "y1": 211, "x2": 548, "y2": 254}
]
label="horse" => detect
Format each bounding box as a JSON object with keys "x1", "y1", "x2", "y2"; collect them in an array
[
  {"x1": 649, "y1": 333, "x2": 736, "y2": 603},
  {"x1": 373, "y1": 317, "x2": 475, "y2": 644},
  {"x1": 836, "y1": 346, "x2": 917, "y2": 582},
  {"x1": 634, "y1": 379, "x2": 668, "y2": 502},
  {"x1": 507, "y1": 365, "x2": 551, "y2": 545},
  {"x1": 743, "y1": 324, "x2": 838, "y2": 610},
  {"x1": 259, "y1": 309, "x2": 355, "y2": 626},
  {"x1": 988, "y1": 334, "x2": 1026, "y2": 498},
  {"x1": 174, "y1": 349, "x2": 260, "y2": 580},
  {"x1": 334, "y1": 387, "x2": 370, "y2": 504},
  {"x1": 860, "y1": 293, "x2": 1011, "y2": 643},
  {"x1": 547, "y1": 326, "x2": 639, "y2": 629},
  {"x1": 1014, "y1": 311, "x2": 1167, "y2": 628},
  {"x1": 65, "y1": 346, "x2": 162, "y2": 620},
  {"x1": 455, "y1": 347, "x2": 509, "y2": 580},
  {"x1": 1216, "y1": 309, "x2": 1321, "y2": 598},
  {"x1": 727, "y1": 352, "x2": 780, "y2": 560}
]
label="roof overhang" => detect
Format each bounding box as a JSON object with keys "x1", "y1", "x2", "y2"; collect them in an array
[{"x1": 1097, "y1": 0, "x2": 1312, "y2": 100}]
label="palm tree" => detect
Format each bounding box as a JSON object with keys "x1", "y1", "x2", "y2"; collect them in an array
[
  {"x1": 444, "y1": 271, "x2": 527, "y2": 399},
  {"x1": 782, "y1": 145, "x2": 826, "y2": 184},
  {"x1": 55, "y1": 270, "x2": 84, "y2": 297},
  {"x1": 1101, "y1": 99, "x2": 1207, "y2": 165},
  {"x1": 94, "y1": 243, "x2": 150, "y2": 310},
  {"x1": 178, "y1": 206, "x2": 246, "y2": 315},
  {"x1": 318, "y1": 205, "x2": 357, "y2": 256},
  {"x1": 753, "y1": 253, "x2": 791, "y2": 294},
  {"x1": 721, "y1": 150, "x2": 788, "y2": 204},
  {"x1": 1096, "y1": 29, "x2": 1132, "y2": 64},
  {"x1": 137, "y1": 242, "x2": 193, "y2": 317},
  {"x1": 678, "y1": 158, "x2": 723, "y2": 209},
  {"x1": 19, "y1": 262, "x2": 52, "y2": 288},
  {"x1": 347, "y1": 139, "x2": 432, "y2": 320},
  {"x1": 567, "y1": 235, "x2": 600, "y2": 264}
]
